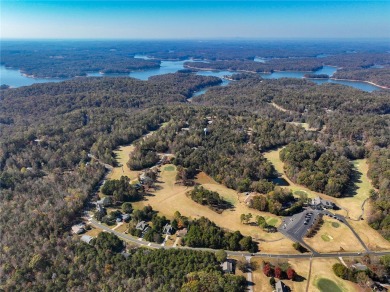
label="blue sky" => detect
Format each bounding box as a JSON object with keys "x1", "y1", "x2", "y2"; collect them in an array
[{"x1": 1, "y1": 1, "x2": 389, "y2": 39}]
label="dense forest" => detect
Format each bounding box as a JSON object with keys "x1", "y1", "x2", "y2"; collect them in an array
[
  {"x1": 184, "y1": 58, "x2": 323, "y2": 73},
  {"x1": 1, "y1": 40, "x2": 390, "y2": 290},
  {"x1": 74, "y1": 232, "x2": 246, "y2": 291},
  {"x1": 126, "y1": 109, "x2": 318, "y2": 192},
  {"x1": 280, "y1": 142, "x2": 353, "y2": 197},
  {"x1": 333, "y1": 67, "x2": 390, "y2": 88},
  {"x1": 184, "y1": 217, "x2": 258, "y2": 252},
  {"x1": 0, "y1": 75, "x2": 224, "y2": 290},
  {"x1": 187, "y1": 186, "x2": 231, "y2": 212},
  {"x1": 367, "y1": 148, "x2": 390, "y2": 240},
  {"x1": 249, "y1": 187, "x2": 305, "y2": 216},
  {"x1": 3, "y1": 40, "x2": 389, "y2": 78},
  {"x1": 193, "y1": 78, "x2": 390, "y2": 149}
]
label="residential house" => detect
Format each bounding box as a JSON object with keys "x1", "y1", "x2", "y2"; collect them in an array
[
  {"x1": 176, "y1": 228, "x2": 188, "y2": 237},
  {"x1": 221, "y1": 261, "x2": 233, "y2": 274},
  {"x1": 244, "y1": 193, "x2": 255, "y2": 206},
  {"x1": 163, "y1": 223, "x2": 173, "y2": 235},
  {"x1": 96, "y1": 203, "x2": 106, "y2": 216},
  {"x1": 97, "y1": 196, "x2": 112, "y2": 207},
  {"x1": 122, "y1": 214, "x2": 131, "y2": 222},
  {"x1": 136, "y1": 221, "x2": 149, "y2": 232},
  {"x1": 351, "y1": 263, "x2": 368, "y2": 271},
  {"x1": 80, "y1": 235, "x2": 93, "y2": 244},
  {"x1": 71, "y1": 223, "x2": 86, "y2": 235}
]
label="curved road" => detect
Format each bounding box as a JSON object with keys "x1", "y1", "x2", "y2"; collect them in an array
[{"x1": 89, "y1": 218, "x2": 390, "y2": 259}]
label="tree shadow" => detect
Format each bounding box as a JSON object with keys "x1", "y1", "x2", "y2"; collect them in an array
[
  {"x1": 294, "y1": 274, "x2": 306, "y2": 282},
  {"x1": 344, "y1": 166, "x2": 363, "y2": 198},
  {"x1": 272, "y1": 177, "x2": 290, "y2": 187}
]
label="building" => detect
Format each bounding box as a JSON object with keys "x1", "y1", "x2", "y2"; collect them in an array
[
  {"x1": 97, "y1": 196, "x2": 112, "y2": 207},
  {"x1": 122, "y1": 214, "x2": 131, "y2": 222},
  {"x1": 310, "y1": 196, "x2": 335, "y2": 210},
  {"x1": 176, "y1": 228, "x2": 188, "y2": 237},
  {"x1": 275, "y1": 280, "x2": 289, "y2": 292},
  {"x1": 96, "y1": 203, "x2": 106, "y2": 217},
  {"x1": 80, "y1": 235, "x2": 93, "y2": 244},
  {"x1": 351, "y1": 263, "x2": 368, "y2": 271},
  {"x1": 244, "y1": 193, "x2": 255, "y2": 206},
  {"x1": 163, "y1": 223, "x2": 173, "y2": 235},
  {"x1": 136, "y1": 221, "x2": 148, "y2": 231},
  {"x1": 221, "y1": 261, "x2": 233, "y2": 274},
  {"x1": 71, "y1": 223, "x2": 86, "y2": 235}
]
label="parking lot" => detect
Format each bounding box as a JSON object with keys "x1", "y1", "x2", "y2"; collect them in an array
[{"x1": 279, "y1": 209, "x2": 323, "y2": 242}]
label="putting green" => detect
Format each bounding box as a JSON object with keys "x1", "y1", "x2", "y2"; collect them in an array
[
  {"x1": 266, "y1": 217, "x2": 278, "y2": 226},
  {"x1": 164, "y1": 165, "x2": 175, "y2": 171},
  {"x1": 316, "y1": 278, "x2": 342, "y2": 292},
  {"x1": 332, "y1": 222, "x2": 340, "y2": 228},
  {"x1": 294, "y1": 190, "x2": 308, "y2": 196}
]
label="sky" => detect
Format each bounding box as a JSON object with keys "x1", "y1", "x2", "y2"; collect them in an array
[{"x1": 1, "y1": 1, "x2": 389, "y2": 39}]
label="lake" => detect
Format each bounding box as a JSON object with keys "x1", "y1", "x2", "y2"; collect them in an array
[
  {"x1": 0, "y1": 65, "x2": 65, "y2": 87},
  {"x1": 0, "y1": 59, "x2": 383, "y2": 93}
]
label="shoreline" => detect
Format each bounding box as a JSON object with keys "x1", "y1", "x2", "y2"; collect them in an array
[
  {"x1": 329, "y1": 77, "x2": 389, "y2": 90},
  {"x1": 185, "y1": 64, "x2": 388, "y2": 90}
]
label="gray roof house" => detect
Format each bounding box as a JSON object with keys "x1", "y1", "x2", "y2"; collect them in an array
[
  {"x1": 275, "y1": 280, "x2": 289, "y2": 292},
  {"x1": 97, "y1": 196, "x2": 112, "y2": 207},
  {"x1": 122, "y1": 214, "x2": 131, "y2": 222},
  {"x1": 221, "y1": 261, "x2": 233, "y2": 274},
  {"x1": 136, "y1": 221, "x2": 148, "y2": 231},
  {"x1": 72, "y1": 223, "x2": 86, "y2": 235},
  {"x1": 351, "y1": 263, "x2": 368, "y2": 271},
  {"x1": 163, "y1": 223, "x2": 173, "y2": 235},
  {"x1": 80, "y1": 235, "x2": 93, "y2": 244},
  {"x1": 310, "y1": 196, "x2": 335, "y2": 209}
]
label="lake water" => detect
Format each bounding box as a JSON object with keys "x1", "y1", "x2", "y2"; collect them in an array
[
  {"x1": 0, "y1": 59, "x2": 383, "y2": 93},
  {"x1": 0, "y1": 65, "x2": 66, "y2": 87},
  {"x1": 259, "y1": 66, "x2": 380, "y2": 92},
  {"x1": 254, "y1": 57, "x2": 266, "y2": 63}
]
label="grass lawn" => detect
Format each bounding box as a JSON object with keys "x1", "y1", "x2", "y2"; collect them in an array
[
  {"x1": 164, "y1": 235, "x2": 177, "y2": 247},
  {"x1": 250, "y1": 257, "x2": 310, "y2": 292},
  {"x1": 265, "y1": 217, "x2": 278, "y2": 226},
  {"x1": 331, "y1": 222, "x2": 340, "y2": 228},
  {"x1": 114, "y1": 223, "x2": 129, "y2": 233},
  {"x1": 109, "y1": 144, "x2": 141, "y2": 181},
  {"x1": 346, "y1": 213, "x2": 390, "y2": 251},
  {"x1": 316, "y1": 278, "x2": 342, "y2": 292},
  {"x1": 132, "y1": 167, "x2": 298, "y2": 253},
  {"x1": 164, "y1": 165, "x2": 175, "y2": 171},
  {"x1": 321, "y1": 234, "x2": 331, "y2": 242},
  {"x1": 332, "y1": 159, "x2": 372, "y2": 220},
  {"x1": 310, "y1": 259, "x2": 360, "y2": 292},
  {"x1": 85, "y1": 227, "x2": 102, "y2": 237},
  {"x1": 304, "y1": 218, "x2": 365, "y2": 253},
  {"x1": 288, "y1": 121, "x2": 317, "y2": 131}
]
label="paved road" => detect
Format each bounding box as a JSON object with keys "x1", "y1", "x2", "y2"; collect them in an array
[
  {"x1": 89, "y1": 218, "x2": 390, "y2": 259},
  {"x1": 322, "y1": 210, "x2": 370, "y2": 252},
  {"x1": 88, "y1": 153, "x2": 113, "y2": 170},
  {"x1": 245, "y1": 256, "x2": 254, "y2": 292}
]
